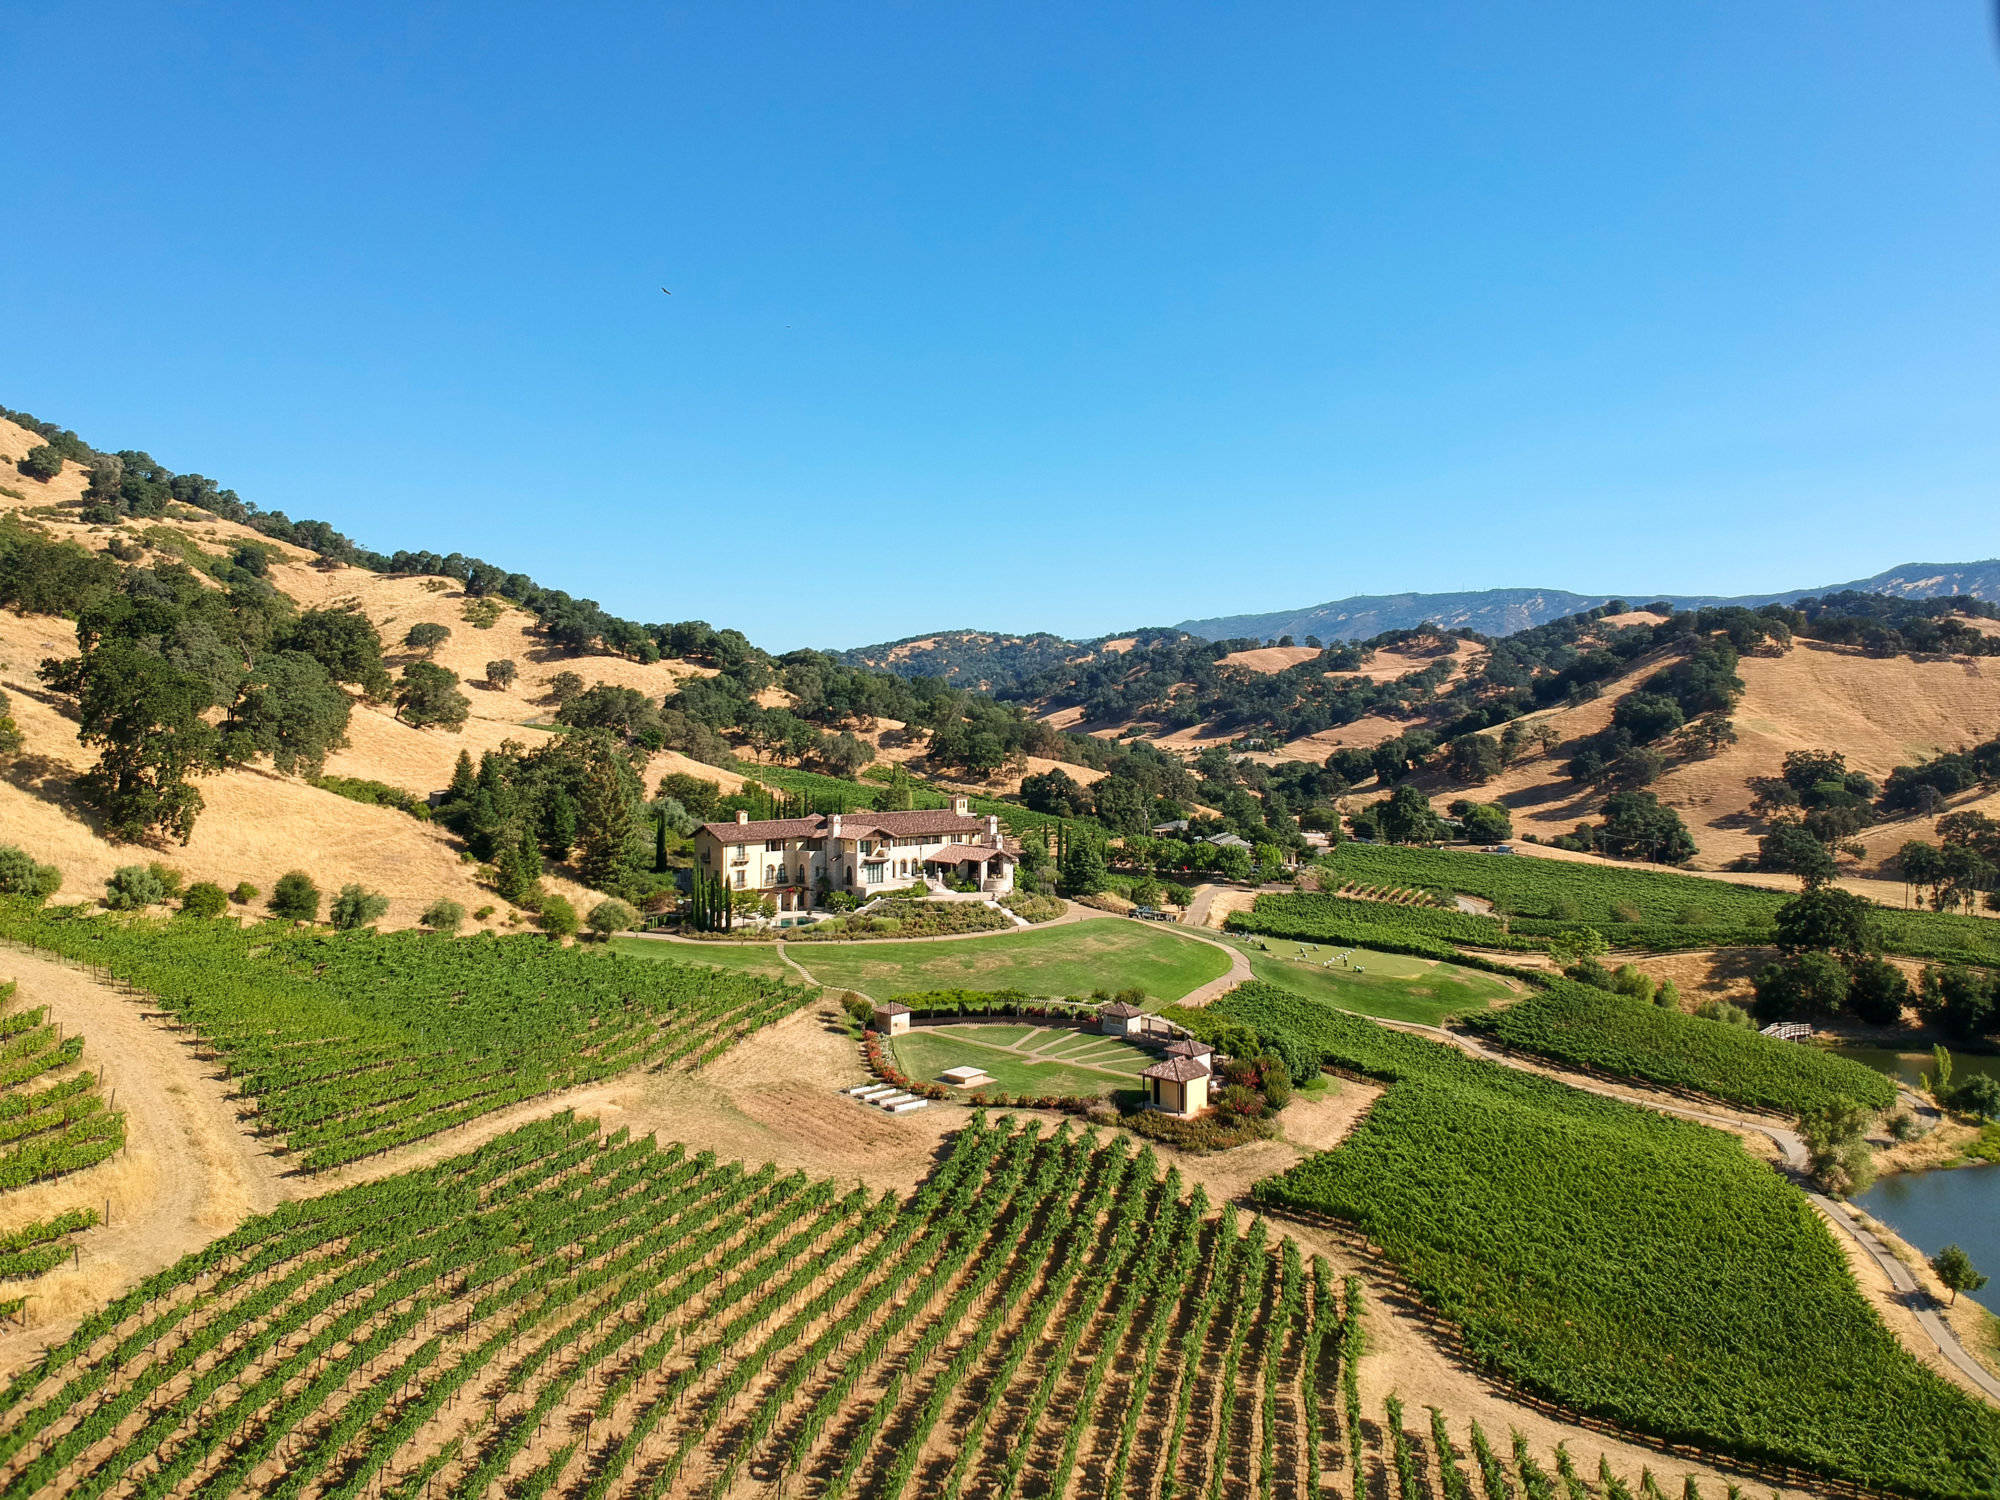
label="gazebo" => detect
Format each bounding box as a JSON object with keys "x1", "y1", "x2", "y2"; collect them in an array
[
  {"x1": 1140, "y1": 1055, "x2": 1211, "y2": 1118},
  {"x1": 1163, "y1": 1038, "x2": 1215, "y2": 1063}
]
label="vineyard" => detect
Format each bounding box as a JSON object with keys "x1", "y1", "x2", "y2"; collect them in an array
[
  {"x1": 0, "y1": 979, "x2": 123, "y2": 1197},
  {"x1": 1230, "y1": 895, "x2": 1527, "y2": 954},
  {"x1": 0, "y1": 1109, "x2": 1757, "y2": 1500},
  {"x1": 0, "y1": 902, "x2": 812, "y2": 1172},
  {"x1": 1186, "y1": 983, "x2": 2000, "y2": 1500},
  {"x1": 1311, "y1": 845, "x2": 2000, "y2": 964},
  {"x1": 1468, "y1": 980, "x2": 1899, "y2": 1116}
]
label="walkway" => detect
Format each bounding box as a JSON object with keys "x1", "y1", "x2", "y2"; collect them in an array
[{"x1": 1366, "y1": 1014, "x2": 2000, "y2": 1405}]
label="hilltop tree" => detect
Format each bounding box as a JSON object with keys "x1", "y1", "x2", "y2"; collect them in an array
[
  {"x1": 16, "y1": 444, "x2": 63, "y2": 481},
  {"x1": 486, "y1": 659, "x2": 517, "y2": 690}
]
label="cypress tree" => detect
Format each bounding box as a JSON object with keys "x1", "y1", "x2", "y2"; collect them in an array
[{"x1": 654, "y1": 814, "x2": 668, "y2": 873}]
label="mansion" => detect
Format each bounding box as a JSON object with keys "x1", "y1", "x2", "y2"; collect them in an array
[{"x1": 692, "y1": 796, "x2": 1020, "y2": 911}]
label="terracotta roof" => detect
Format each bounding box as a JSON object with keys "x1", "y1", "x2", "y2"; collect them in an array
[
  {"x1": 1164, "y1": 1038, "x2": 1214, "y2": 1059},
  {"x1": 924, "y1": 843, "x2": 1016, "y2": 864},
  {"x1": 1100, "y1": 1001, "x2": 1144, "y2": 1019},
  {"x1": 875, "y1": 1001, "x2": 912, "y2": 1015},
  {"x1": 697, "y1": 810, "x2": 993, "y2": 844},
  {"x1": 694, "y1": 816, "x2": 827, "y2": 843},
  {"x1": 844, "y1": 811, "x2": 988, "y2": 838},
  {"x1": 1141, "y1": 1056, "x2": 1211, "y2": 1082}
]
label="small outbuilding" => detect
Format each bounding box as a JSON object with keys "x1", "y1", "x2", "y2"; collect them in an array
[
  {"x1": 1140, "y1": 1055, "x2": 1211, "y2": 1118},
  {"x1": 873, "y1": 1001, "x2": 913, "y2": 1036},
  {"x1": 1163, "y1": 1038, "x2": 1215, "y2": 1064},
  {"x1": 1099, "y1": 1001, "x2": 1144, "y2": 1036}
]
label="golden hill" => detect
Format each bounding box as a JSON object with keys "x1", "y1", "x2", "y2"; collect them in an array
[{"x1": 0, "y1": 417, "x2": 718, "y2": 930}]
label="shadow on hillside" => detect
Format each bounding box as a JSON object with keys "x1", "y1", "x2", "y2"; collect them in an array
[{"x1": 1, "y1": 752, "x2": 109, "y2": 836}]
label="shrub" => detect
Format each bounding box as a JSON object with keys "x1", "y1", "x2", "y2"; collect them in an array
[
  {"x1": 179, "y1": 881, "x2": 229, "y2": 918},
  {"x1": 330, "y1": 883, "x2": 390, "y2": 930},
  {"x1": 1951, "y1": 1074, "x2": 2000, "y2": 1122},
  {"x1": 404, "y1": 622, "x2": 451, "y2": 656},
  {"x1": 103, "y1": 865, "x2": 169, "y2": 911},
  {"x1": 472, "y1": 904, "x2": 495, "y2": 921},
  {"x1": 420, "y1": 898, "x2": 466, "y2": 934},
  {"x1": 586, "y1": 898, "x2": 638, "y2": 937},
  {"x1": 1694, "y1": 999, "x2": 1755, "y2": 1029},
  {"x1": 0, "y1": 845, "x2": 61, "y2": 904},
  {"x1": 538, "y1": 893, "x2": 578, "y2": 939},
  {"x1": 269, "y1": 871, "x2": 322, "y2": 922},
  {"x1": 16, "y1": 445, "x2": 63, "y2": 481},
  {"x1": 147, "y1": 863, "x2": 184, "y2": 900},
  {"x1": 230, "y1": 881, "x2": 259, "y2": 906}
]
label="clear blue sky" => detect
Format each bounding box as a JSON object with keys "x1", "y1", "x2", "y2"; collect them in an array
[{"x1": 4, "y1": 2, "x2": 1997, "y2": 650}]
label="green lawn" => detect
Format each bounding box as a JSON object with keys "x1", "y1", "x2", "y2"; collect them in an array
[
  {"x1": 785, "y1": 918, "x2": 1232, "y2": 1004},
  {"x1": 892, "y1": 1022, "x2": 1154, "y2": 1096},
  {"x1": 608, "y1": 936, "x2": 792, "y2": 981},
  {"x1": 1225, "y1": 935, "x2": 1514, "y2": 1026}
]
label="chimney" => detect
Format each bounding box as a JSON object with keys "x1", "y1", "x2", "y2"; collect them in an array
[
  {"x1": 951, "y1": 795, "x2": 970, "y2": 817},
  {"x1": 736, "y1": 809, "x2": 750, "y2": 824},
  {"x1": 986, "y1": 814, "x2": 1000, "y2": 845},
  {"x1": 830, "y1": 813, "x2": 843, "y2": 840}
]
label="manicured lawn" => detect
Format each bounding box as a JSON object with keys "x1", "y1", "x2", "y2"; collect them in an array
[
  {"x1": 786, "y1": 918, "x2": 1231, "y2": 1004},
  {"x1": 1225, "y1": 935, "x2": 1514, "y2": 1026},
  {"x1": 892, "y1": 1022, "x2": 1155, "y2": 1096},
  {"x1": 608, "y1": 937, "x2": 792, "y2": 981}
]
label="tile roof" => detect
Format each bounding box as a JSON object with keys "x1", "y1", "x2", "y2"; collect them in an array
[
  {"x1": 924, "y1": 843, "x2": 1016, "y2": 864},
  {"x1": 1164, "y1": 1038, "x2": 1215, "y2": 1058},
  {"x1": 875, "y1": 1001, "x2": 912, "y2": 1015},
  {"x1": 695, "y1": 810, "x2": 991, "y2": 844},
  {"x1": 1100, "y1": 1001, "x2": 1144, "y2": 1019},
  {"x1": 1141, "y1": 1055, "x2": 1211, "y2": 1082}
]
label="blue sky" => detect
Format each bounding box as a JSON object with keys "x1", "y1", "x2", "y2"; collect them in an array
[{"x1": 3, "y1": 2, "x2": 1997, "y2": 650}]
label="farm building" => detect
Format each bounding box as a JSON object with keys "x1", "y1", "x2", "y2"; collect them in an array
[
  {"x1": 1099, "y1": 1001, "x2": 1144, "y2": 1036},
  {"x1": 1140, "y1": 1055, "x2": 1210, "y2": 1118},
  {"x1": 873, "y1": 1001, "x2": 913, "y2": 1036}
]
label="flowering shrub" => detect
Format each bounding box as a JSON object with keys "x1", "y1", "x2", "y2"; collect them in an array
[{"x1": 860, "y1": 1031, "x2": 948, "y2": 1100}]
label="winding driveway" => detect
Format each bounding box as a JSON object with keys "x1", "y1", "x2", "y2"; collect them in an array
[{"x1": 1368, "y1": 1014, "x2": 2000, "y2": 1405}]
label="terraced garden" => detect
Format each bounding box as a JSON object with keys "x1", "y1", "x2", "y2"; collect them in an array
[{"x1": 890, "y1": 1020, "x2": 1155, "y2": 1097}]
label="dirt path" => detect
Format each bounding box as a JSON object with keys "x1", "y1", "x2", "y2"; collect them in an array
[{"x1": 0, "y1": 946, "x2": 289, "y2": 1370}]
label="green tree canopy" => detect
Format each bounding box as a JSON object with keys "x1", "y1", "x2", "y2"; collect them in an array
[
  {"x1": 395, "y1": 661, "x2": 470, "y2": 730},
  {"x1": 223, "y1": 650, "x2": 352, "y2": 776}
]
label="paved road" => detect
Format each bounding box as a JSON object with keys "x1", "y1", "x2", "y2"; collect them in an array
[{"x1": 1370, "y1": 1015, "x2": 2000, "y2": 1405}]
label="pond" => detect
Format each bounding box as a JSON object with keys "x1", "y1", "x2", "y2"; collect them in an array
[
  {"x1": 1855, "y1": 1165, "x2": 2000, "y2": 1314},
  {"x1": 1835, "y1": 1044, "x2": 2000, "y2": 1314},
  {"x1": 1830, "y1": 1044, "x2": 2000, "y2": 1092}
]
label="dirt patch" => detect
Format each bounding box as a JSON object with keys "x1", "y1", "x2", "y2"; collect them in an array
[
  {"x1": 1221, "y1": 646, "x2": 1324, "y2": 674},
  {"x1": 0, "y1": 949, "x2": 288, "y2": 1364}
]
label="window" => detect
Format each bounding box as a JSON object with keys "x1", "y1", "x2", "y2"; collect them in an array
[
  {"x1": 766, "y1": 839, "x2": 784, "y2": 852},
  {"x1": 864, "y1": 862, "x2": 885, "y2": 884},
  {"x1": 733, "y1": 870, "x2": 744, "y2": 888},
  {"x1": 806, "y1": 838, "x2": 825, "y2": 852}
]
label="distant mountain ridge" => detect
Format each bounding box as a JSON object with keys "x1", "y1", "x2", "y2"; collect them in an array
[
  {"x1": 1168, "y1": 559, "x2": 2000, "y2": 644},
  {"x1": 837, "y1": 560, "x2": 2000, "y2": 687}
]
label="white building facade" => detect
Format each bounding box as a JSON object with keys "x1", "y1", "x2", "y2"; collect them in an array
[{"x1": 691, "y1": 797, "x2": 1020, "y2": 911}]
